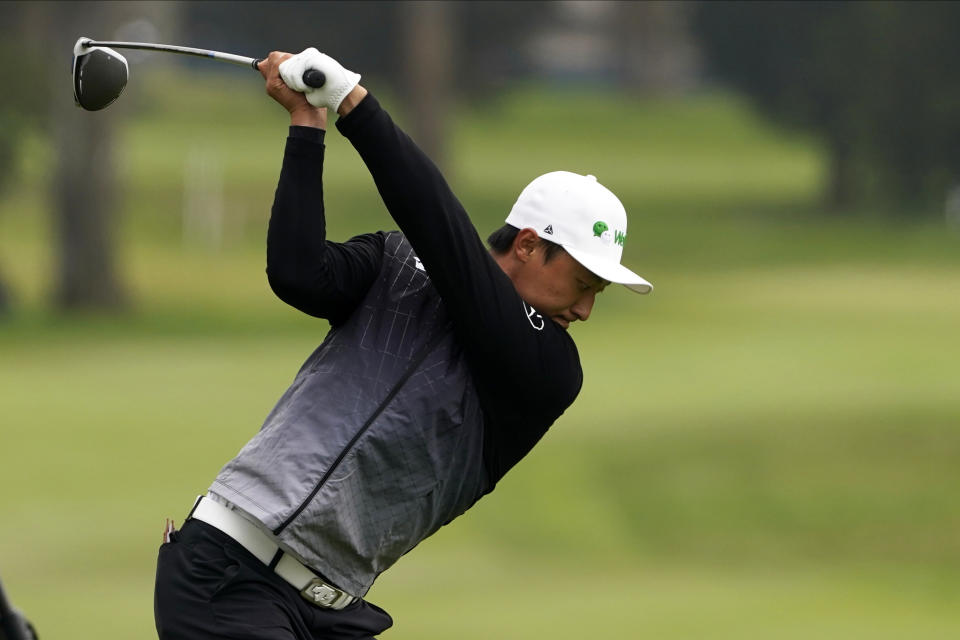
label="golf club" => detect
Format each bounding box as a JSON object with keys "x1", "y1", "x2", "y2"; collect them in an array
[{"x1": 72, "y1": 37, "x2": 327, "y2": 111}]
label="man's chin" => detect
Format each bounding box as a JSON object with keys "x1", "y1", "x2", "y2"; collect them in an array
[{"x1": 552, "y1": 317, "x2": 570, "y2": 330}]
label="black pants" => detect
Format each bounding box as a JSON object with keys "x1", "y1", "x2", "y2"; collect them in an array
[{"x1": 155, "y1": 520, "x2": 393, "y2": 640}]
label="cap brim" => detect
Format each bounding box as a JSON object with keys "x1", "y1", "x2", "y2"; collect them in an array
[{"x1": 564, "y1": 246, "x2": 653, "y2": 294}]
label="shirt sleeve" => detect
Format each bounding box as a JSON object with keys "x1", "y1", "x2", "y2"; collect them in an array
[
  {"x1": 266, "y1": 126, "x2": 384, "y2": 326},
  {"x1": 336, "y1": 95, "x2": 583, "y2": 480}
]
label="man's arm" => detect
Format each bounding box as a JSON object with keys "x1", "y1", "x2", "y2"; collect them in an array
[{"x1": 259, "y1": 54, "x2": 383, "y2": 324}]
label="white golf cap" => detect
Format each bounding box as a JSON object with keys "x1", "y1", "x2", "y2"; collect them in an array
[{"x1": 504, "y1": 171, "x2": 653, "y2": 294}]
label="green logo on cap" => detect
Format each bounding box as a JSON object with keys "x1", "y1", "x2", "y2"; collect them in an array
[{"x1": 593, "y1": 220, "x2": 626, "y2": 247}]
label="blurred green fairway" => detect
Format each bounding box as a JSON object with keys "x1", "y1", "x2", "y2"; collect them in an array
[{"x1": 1, "y1": 70, "x2": 958, "y2": 638}]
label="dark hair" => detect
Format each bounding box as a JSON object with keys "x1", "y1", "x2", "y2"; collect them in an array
[{"x1": 486, "y1": 224, "x2": 565, "y2": 262}]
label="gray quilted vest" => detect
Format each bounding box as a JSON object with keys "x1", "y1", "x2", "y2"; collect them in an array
[{"x1": 209, "y1": 231, "x2": 489, "y2": 597}]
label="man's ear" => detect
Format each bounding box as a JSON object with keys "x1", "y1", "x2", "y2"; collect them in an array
[{"x1": 513, "y1": 227, "x2": 541, "y2": 263}]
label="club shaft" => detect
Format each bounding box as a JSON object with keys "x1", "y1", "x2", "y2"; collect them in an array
[{"x1": 83, "y1": 40, "x2": 259, "y2": 69}]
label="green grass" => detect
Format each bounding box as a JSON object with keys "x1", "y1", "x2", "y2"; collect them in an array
[{"x1": 1, "y1": 70, "x2": 959, "y2": 638}]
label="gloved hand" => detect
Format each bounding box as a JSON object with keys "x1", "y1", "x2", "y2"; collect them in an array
[{"x1": 279, "y1": 48, "x2": 361, "y2": 112}]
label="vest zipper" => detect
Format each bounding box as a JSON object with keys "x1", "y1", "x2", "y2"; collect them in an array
[{"x1": 272, "y1": 331, "x2": 447, "y2": 535}]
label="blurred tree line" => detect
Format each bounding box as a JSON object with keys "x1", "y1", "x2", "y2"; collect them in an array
[
  {"x1": 1, "y1": 1, "x2": 957, "y2": 315},
  {"x1": 0, "y1": 4, "x2": 48, "y2": 315},
  {"x1": 693, "y1": 1, "x2": 960, "y2": 210},
  {"x1": 0, "y1": 1, "x2": 140, "y2": 315}
]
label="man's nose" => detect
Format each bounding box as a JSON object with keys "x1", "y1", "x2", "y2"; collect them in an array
[{"x1": 571, "y1": 291, "x2": 595, "y2": 322}]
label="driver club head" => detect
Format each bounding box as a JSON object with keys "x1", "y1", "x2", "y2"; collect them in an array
[{"x1": 72, "y1": 37, "x2": 129, "y2": 111}]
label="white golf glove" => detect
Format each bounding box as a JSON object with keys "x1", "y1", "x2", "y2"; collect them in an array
[{"x1": 279, "y1": 47, "x2": 361, "y2": 112}]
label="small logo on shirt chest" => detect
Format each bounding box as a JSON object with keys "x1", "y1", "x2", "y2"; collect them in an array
[{"x1": 523, "y1": 301, "x2": 545, "y2": 331}]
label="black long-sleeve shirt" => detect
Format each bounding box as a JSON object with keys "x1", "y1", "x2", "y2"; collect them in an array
[{"x1": 265, "y1": 93, "x2": 582, "y2": 482}]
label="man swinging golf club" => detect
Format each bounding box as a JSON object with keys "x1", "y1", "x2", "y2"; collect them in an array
[{"x1": 154, "y1": 47, "x2": 652, "y2": 640}]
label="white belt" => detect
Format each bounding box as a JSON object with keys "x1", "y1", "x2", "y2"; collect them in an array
[{"x1": 189, "y1": 495, "x2": 356, "y2": 610}]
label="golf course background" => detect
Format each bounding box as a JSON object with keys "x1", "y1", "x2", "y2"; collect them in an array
[{"x1": 2, "y1": 69, "x2": 959, "y2": 638}]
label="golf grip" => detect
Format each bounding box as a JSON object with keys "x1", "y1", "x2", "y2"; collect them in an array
[
  {"x1": 250, "y1": 60, "x2": 326, "y2": 89},
  {"x1": 302, "y1": 69, "x2": 326, "y2": 88}
]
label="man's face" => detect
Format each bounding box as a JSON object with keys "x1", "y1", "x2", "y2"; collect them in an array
[{"x1": 513, "y1": 248, "x2": 608, "y2": 330}]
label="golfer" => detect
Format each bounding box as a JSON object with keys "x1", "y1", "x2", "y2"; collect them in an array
[{"x1": 154, "y1": 48, "x2": 652, "y2": 640}]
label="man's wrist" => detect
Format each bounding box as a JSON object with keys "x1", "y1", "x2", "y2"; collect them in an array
[
  {"x1": 337, "y1": 86, "x2": 368, "y2": 118},
  {"x1": 289, "y1": 106, "x2": 327, "y2": 129}
]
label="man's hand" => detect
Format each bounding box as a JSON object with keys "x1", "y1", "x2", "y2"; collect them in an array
[
  {"x1": 258, "y1": 51, "x2": 327, "y2": 129},
  {"x1": 278, "y1": 48, "x2": 362, "y2": 115}
]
